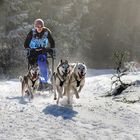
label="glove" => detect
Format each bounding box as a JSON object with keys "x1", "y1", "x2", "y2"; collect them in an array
[
  {"x1": 50, "y1": 48, "x2": 56, "y2": 58},
  {"x1": 25, "y1": 48, "x2": 31, "y2": 57}
]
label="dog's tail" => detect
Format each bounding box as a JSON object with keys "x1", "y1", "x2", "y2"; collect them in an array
[{"x1": 19, "y1": 76, "x2": 23, "y2": 82}]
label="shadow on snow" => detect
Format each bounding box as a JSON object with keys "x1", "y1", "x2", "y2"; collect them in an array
[
  {"x1": 42, "y1": 104, "x2": 78, "y2": 120},
  {"x1": 6, "y1": 96, "x2": 28, "y2": 104}
]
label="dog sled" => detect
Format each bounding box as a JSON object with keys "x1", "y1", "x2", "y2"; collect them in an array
[
  {"x1": 21, "y1": 49, "x2": 87, "y2": 102},
  {"x1": 27, "y1": 47, "x2": 55, "y2": 93}
]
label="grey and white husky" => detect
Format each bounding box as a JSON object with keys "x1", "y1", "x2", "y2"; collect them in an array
[
  {"x1": 65, "y1": 63, "x2": 87, "y2": 104},
  {"x1": 19, "y1": 65, "x2": 40, "y2": 100},
  {"x1": 53, "y1": 60, "x2": 72, "y2": 104}
]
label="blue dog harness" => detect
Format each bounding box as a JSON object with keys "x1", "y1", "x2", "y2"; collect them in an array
[{"x1": 29, "y1": 29, "x2": 49, "y2": 49}]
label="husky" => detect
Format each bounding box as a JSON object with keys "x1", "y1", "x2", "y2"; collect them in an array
[
  {"x1": 19, "y1": 64, "x2": 40, "y2": 100},
  {"x1": 53, "y1": 60, "x2": 72, "y2": 104},
  {"x1": 65, "y1": 63, "x2": 87, "y2": 104}
]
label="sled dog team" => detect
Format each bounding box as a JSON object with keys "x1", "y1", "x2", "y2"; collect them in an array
[{"x1": 19, "y1": 60, "x2": 87, "y2": 104}]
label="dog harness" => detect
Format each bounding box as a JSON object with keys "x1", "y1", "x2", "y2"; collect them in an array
[
  {"x1": 76, "y1": 80, "x2": 81, "y2": 87},
  {"x1": 29, "y1": 29, "x2": 49, "y2": 49},
  {"x1": 73, "y1": 73, "x2": 85, "y2": 87},
  {"x1": 60, "y1": 80, "x2": 65, "y2": 87},
  {"x1": 30, "y1": 78, "x2": 39, "y2": 87},
  {"x1": 54, "y1": 72, "x2": 66, "y2": 87},
  {"x1": 29, "y1": 73, "x2": 39, "y2": 87},
  {"x1": 73, "y1": 74, "x2": 81, "y2": 87},
  {"x1": 55, "y1": 66, "x2": 69, "y2": 87}
]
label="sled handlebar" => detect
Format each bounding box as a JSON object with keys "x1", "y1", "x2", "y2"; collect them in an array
[{"x1": 26, "y1": 47, "x2": 56, "y2": 59}]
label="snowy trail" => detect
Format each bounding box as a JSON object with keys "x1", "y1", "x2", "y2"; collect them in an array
[{"x1": 0, "y1": 70, "x2": 140, "y2": 140}]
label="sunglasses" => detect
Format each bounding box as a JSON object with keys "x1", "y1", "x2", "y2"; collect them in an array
[{"x1": 35, "y1": 26, "x2": 43, "y2": 29}]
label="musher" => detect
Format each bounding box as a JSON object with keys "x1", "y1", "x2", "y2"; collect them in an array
[{"x1": 24, "y1": 18, "x2": 55, "y2": 89}]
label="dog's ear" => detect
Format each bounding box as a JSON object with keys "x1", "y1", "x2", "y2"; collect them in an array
[
  {"x1": 65, "y1": 60, "x2": 68, "y2": 63},
  {"x1": 34, "y1": 63, "x2": 38, "y2": 67},
  {"x1": 60, "y1": 59, "x2": 63, "y2": 63},
  {"x1": 36, "y1": 63, "x2": 38, "y2": 67},
  {"x1": 76, "y1": 62, "x2": 79, "y2": 65}
]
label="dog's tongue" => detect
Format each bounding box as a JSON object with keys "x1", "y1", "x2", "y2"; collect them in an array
[
  {"x1": 78, "y1": 71, "x2": 86, "y2": 79},
  {"x1": 78, "y1": 72, "x2": 83, "y2": 79}
]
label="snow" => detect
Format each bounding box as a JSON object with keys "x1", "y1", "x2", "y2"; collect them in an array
[{"x1": 0, "y1": 69, "x2": 140, "y2": 140}]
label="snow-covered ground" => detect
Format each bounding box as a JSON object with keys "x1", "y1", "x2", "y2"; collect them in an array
[{"x1": 0, "y1": 69, "x2": 140, "y2": 140}]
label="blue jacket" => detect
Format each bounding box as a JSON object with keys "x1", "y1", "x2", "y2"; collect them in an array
[{"x1": 24, "y1": 27, "x2": 55, "y2": 49}]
